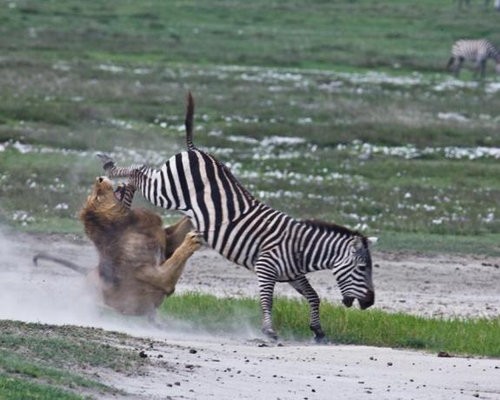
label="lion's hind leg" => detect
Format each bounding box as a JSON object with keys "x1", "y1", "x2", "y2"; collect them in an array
[{"x1": 164, "y1": 217, "x2": 194, "y2": 259}]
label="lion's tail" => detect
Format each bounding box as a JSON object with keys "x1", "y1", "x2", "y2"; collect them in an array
[{"x1": 33, "y1": 252, "x2": 87, "y2": 275}]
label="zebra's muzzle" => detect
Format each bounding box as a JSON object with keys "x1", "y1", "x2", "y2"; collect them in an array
[
  {"x1": 342, "y1": 290, "x2": 374, "y2": 309},
  {"x1": 358, "y1": 290, "x2": 375, "y2": 310},
  {"x1": 342, "y1": 296, "x2": 354, "y2": 307}
]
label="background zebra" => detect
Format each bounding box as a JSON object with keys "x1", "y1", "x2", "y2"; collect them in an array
[
  {"x1": 447, "y1": 39, "x2": 500, "y2": 78},
  {"x1": 98, "y1": 93, "x2": 375, "y2": 342}
]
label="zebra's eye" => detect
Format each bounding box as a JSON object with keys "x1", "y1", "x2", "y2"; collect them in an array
[{"x1": 358, "y1": 265, "x2": 366, "y2": 272}]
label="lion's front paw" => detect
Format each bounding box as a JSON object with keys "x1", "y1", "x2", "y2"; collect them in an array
[{"x1": 184, "y1": 231, "x2": 204, "y2": 252}]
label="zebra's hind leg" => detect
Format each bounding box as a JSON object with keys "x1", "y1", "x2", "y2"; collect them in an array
[
  {"x1": 289, "y1": 276, "x2": 326, "y2": 343},
  {"x1": 256, "y1": 263, "x2": 279, "y2": 340}
]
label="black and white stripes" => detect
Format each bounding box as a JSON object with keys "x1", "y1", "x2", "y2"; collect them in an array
[
  {"x1": 447, "y1": 39, "x2": 500, "y2": 78},
  {"x1": 100, "y1": 93, "x2": 375, "y2": 341}
]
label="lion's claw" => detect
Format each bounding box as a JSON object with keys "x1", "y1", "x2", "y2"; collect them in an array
[{"x1": 185, "y1": 231, "x2": 204, "y2": 251}]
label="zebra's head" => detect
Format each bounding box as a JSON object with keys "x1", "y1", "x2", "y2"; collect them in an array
[{"x1": 337, "y1": 236, "x2": 375, "y2": 310}]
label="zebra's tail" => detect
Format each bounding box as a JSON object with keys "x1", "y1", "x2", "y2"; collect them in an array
[
  {"x1": 185, "y1": 91, "x2": 195, "y2": 151},
  {"x1": 33, "y1": 252, "x2": 88, "y2": 275}
]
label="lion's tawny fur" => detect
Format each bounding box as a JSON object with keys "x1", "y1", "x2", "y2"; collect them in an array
[{"x1": 76, "y1": 177, "x2": 200, "y2": 316}]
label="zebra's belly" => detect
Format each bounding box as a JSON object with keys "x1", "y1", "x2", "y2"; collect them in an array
[
  {"x1": 216, "y1": 242, "x2": 257, "y2": 272},
  {"x1": 195, "y1": 217, "x2": 263, "y2": 272}
]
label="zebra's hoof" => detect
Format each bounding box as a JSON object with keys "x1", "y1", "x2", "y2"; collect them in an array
[
  {"x1": 310, "y1": 324, "x2": 326, "y2": 343},
  {"x1": 314, "y1": 334, "x2": 329, "y2": 345},
  {"x1": 96, "y1": 153, "x2": 115, "y2": 170},
  {"x1": 261, "y1": 327, "x2": 278, "y2": 341}
]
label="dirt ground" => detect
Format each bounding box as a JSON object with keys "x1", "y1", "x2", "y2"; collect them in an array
[{"x1": 0, "y1": 229, "x2": 499, "y2": 400}]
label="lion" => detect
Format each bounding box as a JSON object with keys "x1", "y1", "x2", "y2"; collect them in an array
[{"x1": 33, "y1": 176, "x2": 202, "y2": 319}]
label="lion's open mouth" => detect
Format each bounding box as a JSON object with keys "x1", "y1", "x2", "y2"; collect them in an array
[{"x1": 114, "y1": 185, "x2": 126, "y2": 202}]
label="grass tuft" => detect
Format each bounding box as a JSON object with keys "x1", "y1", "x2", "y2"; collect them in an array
[{"x1": 162, "y1": 293, "x2": 500, "y2": 357}]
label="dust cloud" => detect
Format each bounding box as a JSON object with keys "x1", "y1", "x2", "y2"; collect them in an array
[
  {"x1": 0, "y1": 227, "x2": 100, "y2": 326},
  {"x1": 0, "y1": 227, "x2": 262, "y2": 342}
]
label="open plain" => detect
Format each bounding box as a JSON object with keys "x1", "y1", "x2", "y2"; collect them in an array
[{"x1": 1, "y1": 1, "x2": 499, "y2": 399}]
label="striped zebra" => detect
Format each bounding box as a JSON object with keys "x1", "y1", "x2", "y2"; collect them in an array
[
  {"x1": 447, "y1": 39, "x2": 500, "y2": 78},
  {"x1": 98, "y1": 93, "x2": 375, "y2": 341}
]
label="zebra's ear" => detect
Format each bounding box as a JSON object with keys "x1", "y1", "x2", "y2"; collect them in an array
[{"x1": 367, "y1": 237, "x2": 378, "y2": 246}]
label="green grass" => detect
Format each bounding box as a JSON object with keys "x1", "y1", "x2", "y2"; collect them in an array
[
  {"x1": 1, "y1": 2, "x2": 498, "y2": 397},
  {"x1": 0, "y1": 320, "x2": 153, "y2": 399},
  {"x1": 0, "y1": 1, "x2": 499, "y2": 250},
  {"x1": 375, "y1": 231, "x2": 500, "y2": 256},
  {"x1": 0, "y1": 375, "x2": 85, "y2": 400},
  {"x1": 2, "y1": 0, "x2": 498, "y2": 71},
  {"x1": 161, "y1": 292, "x2": 500, "y2": 358}
]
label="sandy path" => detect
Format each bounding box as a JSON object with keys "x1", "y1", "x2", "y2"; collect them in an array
[
  {"x1": 0, "y1": 229, "x2": 499, "y2": 400},
  {"x1": 99, "y1": 333, "x2": 500, "y2": 400}
]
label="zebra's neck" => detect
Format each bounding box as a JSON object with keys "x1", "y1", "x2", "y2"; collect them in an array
[
  {"x1": 288, "y1": 219, "x2": 357, "y2": 273},
  {"x1": 485, "y1": 42, "x2": 500, "y2": 59}
]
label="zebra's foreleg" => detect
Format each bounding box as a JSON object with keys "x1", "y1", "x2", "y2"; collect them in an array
[
  {"x1": 120, "y1": 183, "x2": 136, "y2": 209},
  {"x1": 446, "y1": 56, "x2": 455, "y2": 71},
  {"x1": 97, "y1": 153, "x2": 135, "y2": 179},
  {"x1": 289, "y1": 276, "x2": 326, "y2": 343},
  {"x1": 453, "y1": 57, "x2": 464, "y2": 77},
  {"x1": 479, "y1": 59, "x2": 487, "y2": 79},
  {"x1": 112, "y1": 181, "x2": 137, "y2": 209}
]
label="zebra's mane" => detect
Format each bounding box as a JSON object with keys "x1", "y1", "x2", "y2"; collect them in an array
[{"x1": 302, "y1": 219, "x2": 364, "y2": 239}]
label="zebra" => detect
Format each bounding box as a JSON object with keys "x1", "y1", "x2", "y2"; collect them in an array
[
  {"x1": 98, "y1": 93, "x2": 375, "y2": 342},
  {"x1": 447, "y1": 39, "x2": 500, "y2": 78}
]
